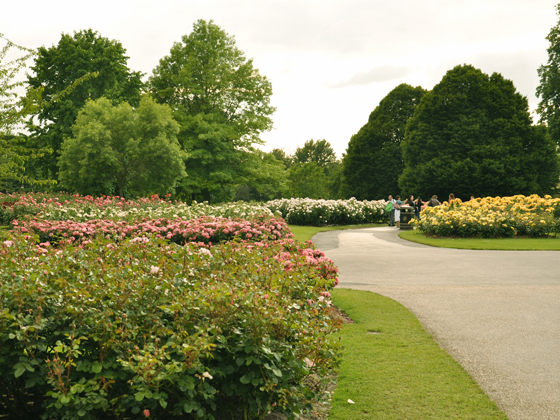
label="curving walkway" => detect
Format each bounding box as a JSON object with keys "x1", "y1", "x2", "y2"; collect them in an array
[{"x1": 313, "y1": 227, "x2": 560, "y2": 420}]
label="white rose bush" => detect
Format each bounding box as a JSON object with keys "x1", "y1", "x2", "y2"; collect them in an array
[{"x1": 267, "y1": 197, "x2": 387, "y2": 226}]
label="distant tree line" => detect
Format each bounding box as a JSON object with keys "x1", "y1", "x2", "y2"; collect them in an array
[{"x1": 3, "y1": 5, "x2": 560, "y2": 202}]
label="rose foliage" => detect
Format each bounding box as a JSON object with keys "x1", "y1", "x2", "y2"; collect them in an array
[
  {"x1": 0, "y1": 234, "x2": 340, "y2": 419},
  {"x1": 413, "y1": 195, "x2": 560, "y2": 238},
  {"x1": 267, "y1": 197, "x2": 387, "y2": 226}
]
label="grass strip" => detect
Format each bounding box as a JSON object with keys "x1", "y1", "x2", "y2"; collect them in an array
[
  {"x1": 329, "y1": 289, "x2": 508, "y2": 420},
  {"x1": 399, "y1": 229, "x2": 560, "y2": 250},
  {"x1": 289, "y1": 224, "x2": 383, "y2": 243}
]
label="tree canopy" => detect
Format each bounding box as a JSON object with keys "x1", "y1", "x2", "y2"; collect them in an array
[
  {"x1": 400, "y1": 64, "x2": 559, "y2": 199},
  {"x1": 58, "y1": 96, "x2": 185, "y2": 197},
  {"x1": 537, "y1": 4, "x2": 560, "y2": 147},
  {"x1": 342, "y1": 83, "x2": 426, "y2": 200},
  {"x1": 149, "y1": 19, "x2": 275, "y2": 202},
  {"x1": 287, "y1": 162, "x2": 329, "y2": 199},
  {"x1": 294, "y1": 139, "x2": 337, "y2": 167},
  {"x1": 234, "y1": 151, "x2": 288, "y2": 201},
  {"x1": 27, "y1": 29, "x2": 143, "y2": 179}
]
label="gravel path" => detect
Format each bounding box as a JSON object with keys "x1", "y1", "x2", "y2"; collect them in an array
[{"x1": 312, "y1": 227, "x2": 560, "y2": 420}]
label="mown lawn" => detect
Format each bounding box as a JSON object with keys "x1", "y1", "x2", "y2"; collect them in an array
[
  {"x1": 399, "y1": 229, "x2": 560, "y2": 250},
  {"x1": 329, "y1": 289, "x2": 508, "y2": 420},
  {"x1": 288, "y1": 224, "x2": 508, "y2": 419},
  {"x1": 288, "y1": 224, "x2": 383, "y2": 243}
]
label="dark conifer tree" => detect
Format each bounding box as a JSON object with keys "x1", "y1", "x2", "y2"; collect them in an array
[
  {"x1": 399, "y1": 64, "x2": 559, "y2": 199},
  {"x1": 342, "y1": 83, "x2": 426, "y2": 200}
]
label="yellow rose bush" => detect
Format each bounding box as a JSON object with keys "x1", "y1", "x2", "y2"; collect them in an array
[{"x1": 412, "y1": 195, "x2": 560, "y2": 238}]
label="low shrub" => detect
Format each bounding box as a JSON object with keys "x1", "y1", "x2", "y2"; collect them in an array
[
  {"x1": 0, "y1": 193, "x2": 276, "y2": 225},
  {"x1": 0, "y1": 235, "x2": 340, "y2": 419},
  {"x1": 14, "y1": 216, "x2": 292, "y2": 247},
  {"x1": 267, "y1": 198, "x2": 387, "y2": 226}
]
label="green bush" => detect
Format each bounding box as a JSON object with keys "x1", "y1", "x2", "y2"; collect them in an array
[{"x1": 0, "y1": 235, "x2": 340, "y2": 419}]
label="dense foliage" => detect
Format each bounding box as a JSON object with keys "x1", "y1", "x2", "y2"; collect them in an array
[
  {"x1": 399, "y1": 65, "x2": 560, "y2": 199},
  {"x1": 268, "y1": 198, "x2": 387, "y2": 226},
  {"x1": 412, "y1": 195, "x2": 560, "y2": 238},
  {"x1": 537, "y1": 3, "x2": 560, "y2": 147},
  {"x1": 58, "y1": 96, "x2": 186, "y2": 197},
  {"x1": 342, "y1": 84, "x2": 426, "y2": 200},
  {"x1": 0, "y1": 233, "x2": 340, "y2": 419},
  {"x1": 150, "y1": 19, "x2": 275, "y2": 202},
  {"x1": 271, "y1": 140, "x2": 343, "y2": 200},
  {"x1": 26, "y1": 29, "x2": 143, "y2": 179}
]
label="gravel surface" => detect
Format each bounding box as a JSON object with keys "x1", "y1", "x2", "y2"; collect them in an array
[{"x1": 313, "y1": 227, "x2": 560, "y2": 420}]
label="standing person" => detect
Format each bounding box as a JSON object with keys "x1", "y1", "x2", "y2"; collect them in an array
[
  {"x1": 386, "y1": 195, "x2": 395, "y2": 226},
  {"x1": 414, "y1": 196, "x2": 424, "y2": 218},
  {"x1": 394, "y1": 195, "x2": 405, "y2": 228},
  {"x1": 405, "y1": 195, "x2": 415, "y2": 206},
  {"x1": 448, "y1": 193, "x2": 455, "y2": 203}
]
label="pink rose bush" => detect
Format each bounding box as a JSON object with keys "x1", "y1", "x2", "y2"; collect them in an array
[
  {"x1": 15, "y1": 216, "x2": 293, "y2": 246},
  {"x1": 0, "y1": 233, "x2": 340, "y2": 419}
]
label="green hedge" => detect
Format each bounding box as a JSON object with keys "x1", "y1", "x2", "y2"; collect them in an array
[{"x1": 0, "y1": 235, "x2": 340, "y2": 419}]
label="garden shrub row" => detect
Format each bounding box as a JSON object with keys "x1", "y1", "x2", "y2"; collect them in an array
[
  {"x1": 0, "y1": 234, "x2": 340, "y2": 419},
  {"x1": 1, "y1": 193, "x2": 391, "y2": 228},
  {"x1": 267, "y1": 197, "x2": 387, "y2": 226},
  {"x1": 0, "y1": 193, "x2": 276, "y2": 225},
  {"x1": 14, "y1": 216, "x2": 292, "y2": 247},
  {"x1": 413, "y1": 195, "x2": 560, "y2": 238}
]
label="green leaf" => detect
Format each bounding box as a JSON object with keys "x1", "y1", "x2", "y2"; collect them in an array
[
  {"x1": 14, "y1": 366, "x2": 25, "y2": 378},
  {"x1": 135, "y1": 392, "x2": 145, "y2": 401},
  {"x1": 78, "y1": 409, "x2": 87, "y2": 417},
  {"x1": 91, "y1": 362, "x2": 102, "y2": 373},
  {"x1": 272, "y1": 368, "x2": 282, "y2": 377},
  {"x1": 239, "y1": 374, "x2": 251, "y2": 384},
  {"x1": 183, "y1": 402, "x2": 196, "y2": 413}
]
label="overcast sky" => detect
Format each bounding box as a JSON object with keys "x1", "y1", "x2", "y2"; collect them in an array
[{"x1": 3, "y1": 0, "x2": 559, "y2": 156}]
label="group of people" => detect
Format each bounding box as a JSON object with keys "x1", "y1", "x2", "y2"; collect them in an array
[{"x1": 386, "y1": 194, "x2": 454, "y2": 227}]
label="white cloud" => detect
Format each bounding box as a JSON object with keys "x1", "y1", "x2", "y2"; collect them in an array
[{"x1": 326, "y1": 66, "x2": 412, "y2": 88}]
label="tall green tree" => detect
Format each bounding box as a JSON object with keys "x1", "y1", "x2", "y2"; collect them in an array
[
  {"x1": 342, "y1": 84, "x2": 426, "y2": 200},
  {"x1": 149, "y1": 19, "x2": 275, "y2": 202},
  {"x1": 290, "y1": 139, "x2": 342, "y2": 198},
  {"x1": 234, "y1": 151, "x2": 288, "y2": 201},
  {"x1": 287, "y1": 162, "x2": 329, "y2": 199},
  {"x1": 294, "y1": 139, "x2": 337, "y2": 168},
  {"x1": 27, "y1": 29, "x2": 143, "y2": 179},
  {"x1": 400, "y1": 64, "x2": 559, "y2": 199},
  {"x1": 537, "y1": 3, "x2": 560, "y2": 147},
  {"x1": 270, "y1": 148, "x2": 294, "y2": 169},
  {"x1": 58, "y1": 96, "x2": 185, "y2": 197}
]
